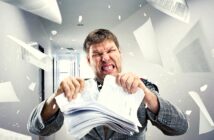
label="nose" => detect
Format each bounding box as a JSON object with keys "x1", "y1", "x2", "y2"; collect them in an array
[{"x1": 101, "y1": 52, "x2": 110, "y2": 62}]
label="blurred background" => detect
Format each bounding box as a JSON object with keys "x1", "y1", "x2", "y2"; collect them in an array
[{"x1": 0, "y1": 0, "x2": 214, "y2": 140}]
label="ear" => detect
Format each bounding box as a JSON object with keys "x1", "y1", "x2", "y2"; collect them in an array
[{"x1": 87, "y1": 55, "x2": 91, "y2": 65}]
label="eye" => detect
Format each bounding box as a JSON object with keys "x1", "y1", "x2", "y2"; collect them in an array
[
  {"x1": 92, "y1": 52, "x2": 102, "y2": 57},
  {"x1": 108, "y1": 49, "x2": 116, "y2": 53}
]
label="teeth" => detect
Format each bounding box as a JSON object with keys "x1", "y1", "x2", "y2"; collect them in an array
[{"x1": 103, "y1": 65, "x2": 113, "y2": 71}]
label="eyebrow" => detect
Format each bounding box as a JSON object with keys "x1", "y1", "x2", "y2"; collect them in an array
[
  {"x1": 92, "y1": 46, "x2": 116, "y2": 53},
  {"x1": 92, "y1": 50, "x2": 101, "y2": 54}
]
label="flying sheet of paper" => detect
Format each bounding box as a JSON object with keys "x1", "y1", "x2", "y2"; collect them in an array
[
  {"x1": 0, "y1": 0, "x2": 62, "y2": 24},
  {"x1": 28, "y1": 82, "x2": 36, "y2": 91},
  {"x1": 200, "y1": 84, "x2": 208, "y2": 92},
  {"x1": 0, "y1": 128, "x2": 31, "y2": 140},
  {"x1": 133, "y1": 18, "x2": 162, "y2": 65},
  {"x1": 188, "y1": 91, "x2": 214, "y2": 134},
  {"x1": 146, "y1": 0, "x2": 190, "y2": 23},
  {"x1": 185, "y1": 110, "x2": 192, "y2": 116},
  {"x1": 0, "y1": 82, "x2": 20, "y2": 102},
  {"x1": 7, "y1": 35, "x2": 52, "y2": 71}
]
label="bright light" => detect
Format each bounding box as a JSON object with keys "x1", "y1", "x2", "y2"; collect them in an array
[
  {"x1": 118, "y1": 15, "x2": 121, "y2": 20},
  {"x1": 78, "y1": 15, "x2": 83, "y2": 23}
]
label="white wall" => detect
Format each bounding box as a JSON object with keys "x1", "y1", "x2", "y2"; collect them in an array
[
  {"x1": 112, "y1": 0, "x2": 214, "y2": 140},
  {"x1": 0, "y1": 2, "x2": 53, "y2": 140}
]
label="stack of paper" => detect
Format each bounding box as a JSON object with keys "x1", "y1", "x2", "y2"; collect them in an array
[{"x1": 55, "y1": 75, "x2": 145, "y2": 139}]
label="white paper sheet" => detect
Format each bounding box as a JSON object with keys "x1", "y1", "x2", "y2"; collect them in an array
[
  {"x1": 0, "y1": 128, "x2": 31, "y2": 140},
  {"x1": 7, "y1": 35, "x2": 52, "y2": 71},
  {"x1": 133, "y1": 18, "x2": 162, "y2": 65},
  {"x1": 188, "y1": 91, "x2": 214, "y2": 134},
  {"x1": 185, "y1": 110, "x2": 192, "y2": 116},
  {"x1": 0, "y1": 0, "x2": 62, "y2": 24},
  {"x1": 28, "y1": 82, "x2": 36, "y2": 91},
  {"x1": 200, "y1": 84, "x2": 208, "y2": 92},
  {"x1": 0, "y1": 82, "x2": 19, "y2": 102},
  {"x1": 146, "y1": 0, "x2": 190, "y2": 23}
]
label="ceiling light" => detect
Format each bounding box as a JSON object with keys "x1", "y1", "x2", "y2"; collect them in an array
[
  {"x1": 78, "y1": 15, "x2": 83, "y2": 23},
  {"x1": 108, "y1": 4, "x2": 111, "y2": 8},
  {"x1": 77, "y1": 15, "x2": 84, "y2": 26},
  {"x1": 118, "y1": 15, "x2": 121, "y2": 20}
]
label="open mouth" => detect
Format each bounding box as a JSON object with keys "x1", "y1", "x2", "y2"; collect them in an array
[{"x1": 101, "y1": 64, "x2": 115, "y2": 74}]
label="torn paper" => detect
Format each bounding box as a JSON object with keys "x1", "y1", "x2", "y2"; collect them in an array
[
  {"x1": 98, "y1": 75, "x2": 145, "y2": 127},
  {"x1": 133, "y1": 18, "x2": 162, "y2": 65},
  {"x1": 55, "y1": 75, "x2": 144, "y2": 139},
  {"x1": 0, "y1": 82, "x2": 19, "y2": 102},
  {"x1": 0, "y1": 128, "x2": 31, "y2": 140},
  {"x1": 7, "y1": 35, "x2": 52, "y2": 71},
  {"x1": 146, "y1": 0, "x2": 190, "y2": 23},
  {"x1": 28, "y1": 82, "x2": 36, "y2": 91},
  {"x1": 55, "y1": 78, "x2": 99, "y2": 112},
  {"x1": 200, "y1": 84, "x2": 208, "y2": 92},
  {"x1": 188, "y1": 91, "x2": 214, "y2": 134},
  {"x1": 185, "y1": 110, "x2": 192, "y2": 116}
]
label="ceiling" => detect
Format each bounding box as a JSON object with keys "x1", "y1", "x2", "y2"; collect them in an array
[{"x1": 40, "y1": 0, "x2": 147, "y2": 50}]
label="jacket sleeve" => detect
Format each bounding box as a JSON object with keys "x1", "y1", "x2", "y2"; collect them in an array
[
  {"x1": 142, "y1": 79, "x2": 189, "y2": 135},
  {"x1": 27, "y1": 100, "x2": 64, "y2": 136}
]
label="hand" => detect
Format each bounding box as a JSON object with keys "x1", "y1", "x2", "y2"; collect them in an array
[
  {"x1": 116, "y1": 72, "x2": 144, "y2": 93},
  {"x1": 56, "y1": 77, "x2": 85, "y2": 101},
  {"x1": 42, "y1": 77, "x2": 84, "y2": 121},
  {"x1": 116, "y1": 72, "x2": 159, "y2": 113}
]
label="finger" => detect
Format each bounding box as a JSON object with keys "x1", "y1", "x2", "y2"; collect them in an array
[
  {"x1": 126, "y1": 76, "x2": 135, "y2": 93},
  {"x1": 120, "y1": 74, "x2": 129, "y2": 92},
  {"x1": 66, "y1": 79, "x2": 75, "y2": 100},
  {"x1": 72, "y1": 92, "x2": 79, "y2": 99},
  {"x1": 138, "y1": 80, "x2": 146, "y2": 91},
  {"x1": 116, "y1": 73, "x2": 122, "y2": 86},
  {"x1": 77, "y1": 78, "x2": 85, "y2": 92},
  {"x1": 56, "y1": 87, "x2": 63, "y2": 96},
  {"x1": 72, "y1": 78, "x2": 81, "y2": 94},
  {"x1": 130, "y1": 77, "x2": 140, "y2": 93},
  {"x1": 60, "y1": 81, "x2": 72, "y2": 99}
]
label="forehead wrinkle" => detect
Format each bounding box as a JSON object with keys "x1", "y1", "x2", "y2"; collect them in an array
[{"x1": 91, "y1": 43, "x2": 116, "y2": 53}]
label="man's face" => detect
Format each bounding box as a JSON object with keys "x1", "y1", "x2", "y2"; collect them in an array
[{"x1": 87, "y1": 40, "x2": 122, "y2": 81}]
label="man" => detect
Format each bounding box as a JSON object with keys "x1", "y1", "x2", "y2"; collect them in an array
[{"x1": 27, "y1": 29, "x2": 188, "y2": 140}]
